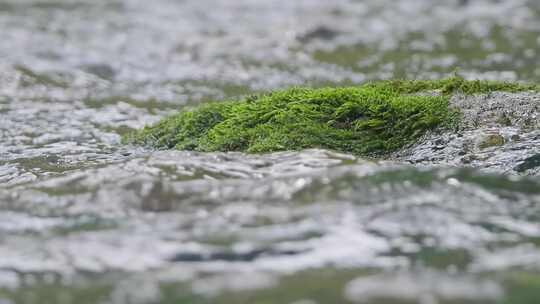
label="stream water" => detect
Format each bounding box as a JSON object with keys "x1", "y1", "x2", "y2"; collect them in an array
[{"x1": 1, "y1": 0, "x2": 540, "y2": 303}]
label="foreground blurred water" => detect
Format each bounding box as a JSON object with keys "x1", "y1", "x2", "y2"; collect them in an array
[{"x1": 1, "y1": 0, "x2": 540, "y2": 303}]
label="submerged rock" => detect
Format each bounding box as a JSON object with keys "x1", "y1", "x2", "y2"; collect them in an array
[
  {"x1": 477, "y1": 133, "x2": 505, "y2": 150},
  {"x1": 125, "y1": 77, "x2": 539, "y2": 164},
  {"x1": 396, "y1": 91, "x2": 540, "y2": 174},
  {"x1": 514, "y1": 154, "x2": 540, "y2": 174}
]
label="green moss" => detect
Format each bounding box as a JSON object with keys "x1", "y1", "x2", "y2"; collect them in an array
[
  {"x1": 366, "y1": 76, "x2": 539, "y2": 95},
  {"x1": 124, "y1": 77, "x2": 537, "y2": 155},
  {"x1": 501, "y1": 272, "x2": 540, "y2": 304},
  {"x1": 159, "y1": 268, "x2": 364, "y2": 304},
  {"x1": 477, "y1": 133, "x2": 505, "y2": 150}
]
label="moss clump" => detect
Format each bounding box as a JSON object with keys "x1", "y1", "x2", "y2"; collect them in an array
[
  {"x1": 366, "y1": 76, "x2": 539, "y2": 95},
  {"x1": 124, "y1": 77, "x2": 537, "y2": 155}
]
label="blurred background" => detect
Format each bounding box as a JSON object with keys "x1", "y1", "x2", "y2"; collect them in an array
[
  {"x1": 1, "y1": 0, "x2": 539, "y2": 105},
  {"x1": 1, "y1": 0, "x2": 540, "y2": 303}
]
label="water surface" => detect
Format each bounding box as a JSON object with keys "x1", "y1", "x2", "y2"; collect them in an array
[{"x1": 1, "y1": 0, "x2": 540, "y2": 303}]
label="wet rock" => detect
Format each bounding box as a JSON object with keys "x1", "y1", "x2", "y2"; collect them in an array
[
  {"x1": 514, "y1": 154, "x2": 540, "y2": 173},
  {"x1": 477, "y1": 133, "x2": 505, "y2": 150},
  {"x1": 82, "y1": 63, "x2": 116, "y2": 80},
  {"x1": 396, "y1": 92, "x2": 540, "y2": 175},
  {"x1": 170, "y1": 247, "x2": 302, "y2": 262},
  {"x1": 451, "y1": 92, "x2": 540, "y2": 130},
  {"x1": 297, "y1": 26, "x2": 339, "y2": 43}
]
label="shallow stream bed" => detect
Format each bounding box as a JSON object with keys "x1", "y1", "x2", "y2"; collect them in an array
[{"x1": 1, "y1": 0, "x2": 540, "y2": 303}]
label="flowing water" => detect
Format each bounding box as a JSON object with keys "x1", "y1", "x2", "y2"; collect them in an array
[{"x1": 1, "y1": 0, "x2": 540, "y2": 303}]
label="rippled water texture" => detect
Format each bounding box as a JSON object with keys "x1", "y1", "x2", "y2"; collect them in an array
[{"x1": 1, "y1": 0, "x2": 540, "y2": 303}]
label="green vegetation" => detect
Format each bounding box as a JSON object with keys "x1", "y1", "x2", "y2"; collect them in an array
[
  {"x1": 501, "y1": 272, "x2": 540, "y2": 304},
  {"x1": 124, "y1": 77, "x2": 538, "y2": 155},
  {"x1": 366, "y1": 76, "x2": 539, "y2": 95},
  {"x1": 6, "y1": 270, "x2": 540, "y2": 304}
]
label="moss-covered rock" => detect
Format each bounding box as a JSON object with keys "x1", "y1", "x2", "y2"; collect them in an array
[
  {"x1": 477, "y1": 133, "x2": 506, "y2": 150},
  {"x1": 124, "y1": 77, "x2": 538, "y2": 155}
]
